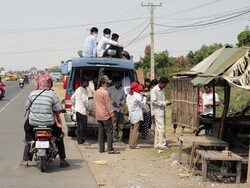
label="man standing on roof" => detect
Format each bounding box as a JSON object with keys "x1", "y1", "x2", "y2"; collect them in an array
[
  {"x1": 82, "y1": 27, "x2": 98, "y2": 58},
  {"x1": 202, "y1": 84, "x2": 220, "y2": 116},
  {"x1": 97, "y1": 28, "x2": 123, "y2": 57}
]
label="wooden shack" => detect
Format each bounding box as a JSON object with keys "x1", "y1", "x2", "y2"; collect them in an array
[
  {"x1": 171, "y1": 45, "x2": 250, "y2": 184},
  {"x1": 172, "y1": 73, "x2": 199, "y2": 131}
]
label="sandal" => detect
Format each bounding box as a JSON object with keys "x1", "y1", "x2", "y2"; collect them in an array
[
  {"x1": 60, "y1": 159, "x2": 70, "y2": 168},
  {"x1": 108, "y1": 150, "x2": 120, "y2": 154},
  {"x1": 19, "y1": 160, "x2": 29, "y2": 168}
]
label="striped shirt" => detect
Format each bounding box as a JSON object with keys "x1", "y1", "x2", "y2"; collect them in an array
[{"x1": 26, "y1": 90, "x2": 62, "y2": 126}]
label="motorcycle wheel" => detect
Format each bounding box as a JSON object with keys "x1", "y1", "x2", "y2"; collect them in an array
[
  {"x1": 39, "y1": 156, "x2": 46, "y2": 172},
  {"x1": 195, "y1": 125, "x2": 206, "y2": 136}
]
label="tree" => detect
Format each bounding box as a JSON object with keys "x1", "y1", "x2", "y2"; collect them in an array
[
  {"x1": 237, "y1": 27, "x2": 250, "y2": 47},
  {"x1": 155, "y1": 50, "x2": 171, "y2": 69}
]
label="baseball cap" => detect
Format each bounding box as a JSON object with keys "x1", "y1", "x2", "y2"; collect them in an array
[{"x1": 100, "y1": 75, "x2": 112, "y2": 84}]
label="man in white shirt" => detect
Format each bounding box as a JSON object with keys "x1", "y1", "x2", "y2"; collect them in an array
[
  {"x1": 71, "y1": 76, "x2": 90, "y2": 145},
  {"x1": 97, "y1": 28, "x2": 123, "y2": 57},
  {"x1": 126, "y1": 82, "x2": 146, "y2": 149},
  {"x1": 202, "y1": 85, "x2": 220, "y2": 116},
  {"x1": 82, "y1": 27, "x2": 98, "y2": 57},
  {"x1": 151, "y1": 77, "x2": 171, "y2": 150}
]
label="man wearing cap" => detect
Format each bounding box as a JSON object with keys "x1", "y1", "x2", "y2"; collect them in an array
[
  {"x1": 151, "y1": 77, "x2": 171, "y2": 150},
  {"x1": 93, "y1": 75, "x2": 120, "y2": 154},
  {"x1": 126, "y1": 82, "x2": 146, "y2": 149}
]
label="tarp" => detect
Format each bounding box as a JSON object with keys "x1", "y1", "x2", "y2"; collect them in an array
[{"x1": 191, "y1": 47, "x2": 250, "y2": 90}]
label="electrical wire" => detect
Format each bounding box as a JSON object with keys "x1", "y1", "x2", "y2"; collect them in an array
[{"x1": 124, "y1": 23, "x2": 150, "y2": 48}]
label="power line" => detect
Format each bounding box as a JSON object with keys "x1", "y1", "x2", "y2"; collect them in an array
[{"x1": 124, "y1": 23, "x2": 150, "y2": 47}]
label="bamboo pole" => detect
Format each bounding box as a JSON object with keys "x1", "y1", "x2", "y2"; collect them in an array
[
  {"x1": 219, "y1": 82, "x2": 231, "y2": 139},
  {"x1": 247, "y1": 140, "x2": 250, "y2": 185}
]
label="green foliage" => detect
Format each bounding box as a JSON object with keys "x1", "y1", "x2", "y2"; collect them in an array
[
  {"x1": 49, "y1": 67, "x2": 61, "y2": 72},
  {"x1": 237, "y1": 29, "x2": 250, "y2": 47},
  {"x1": 155, "y1": 50, "x2": 170, "y2": 68},
  {"x1": 136, "y1": 50, "x2": 171, "y2": 70}
]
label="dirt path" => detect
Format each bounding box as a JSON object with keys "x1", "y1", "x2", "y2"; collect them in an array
[
  {"x1": 73, "y1": 130, "x2": 248, "y2": 188},
  {"x1": 54, "y1": 83, "x2": 248, "y2": 188}
]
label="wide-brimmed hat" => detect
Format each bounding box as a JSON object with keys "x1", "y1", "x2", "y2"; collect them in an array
[
  {"x1": 100, "y1": 75, "x2": 112, "y2": 84},
  {"x1": 129, "y1": 82, "x2": 143, "y2": 95}
]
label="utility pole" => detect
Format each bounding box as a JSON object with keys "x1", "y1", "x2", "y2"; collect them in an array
[{"x1": 141, "y1": 2, "x2": 162, "y2": 80}]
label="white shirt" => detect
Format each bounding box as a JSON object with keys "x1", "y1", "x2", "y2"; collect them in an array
[
  {"x1": 126, "y1": 92, "x2": 146, "y2": 124},
  {"x1": 71, "y1": 86, "x2": 89, "y2": 115},
  {"x1": 82, "y1": 35, "x2": 97, "y2": 57},
  {"x1": 97, "y1": 36, "x2": 122, "y2": 57},
  {"x1": 121, "y1": 76, "x2": 131, "y2": 95},
  {"x1": 151, "y1": 85, "x2": 167, "y2": 117},
  {"x1": 202, "y1": 92, "x2": 219, "y2": 115}
]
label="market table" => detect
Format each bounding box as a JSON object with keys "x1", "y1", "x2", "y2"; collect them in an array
[{"x1": 178, "y1": 136, "x2": 229, "y2": 170}]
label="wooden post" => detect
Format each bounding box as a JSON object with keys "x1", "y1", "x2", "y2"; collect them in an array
[
  {"x1": 219, "y1": 82, "x2": 230, "y2": 139},
  {"x1": 247, "y1": 142, "x2": 250, "y2": 185}
]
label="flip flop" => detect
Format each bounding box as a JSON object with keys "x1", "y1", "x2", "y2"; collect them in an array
[{"x1": 108, "y1": 150, "x2": 120, "y2": 154}]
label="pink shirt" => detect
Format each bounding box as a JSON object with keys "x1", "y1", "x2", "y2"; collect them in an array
[{"x1": 93, "y1": 87, "x2": 114, "y2": 121}]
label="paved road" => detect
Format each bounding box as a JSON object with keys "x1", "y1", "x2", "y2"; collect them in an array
[{"x1": 0, "y1": 82, "x2": 98, "y2": 188}]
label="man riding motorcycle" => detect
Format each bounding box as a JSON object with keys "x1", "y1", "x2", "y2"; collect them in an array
[
  {"x1": 20, "y1": 75, "x2": 70, "y2": 168},
  {"x1": 0, "y1": 77, "x2": 6, "y2": 98},
  {"x1": 19, "y1": 77, "x2": 25, "y2": 87}
]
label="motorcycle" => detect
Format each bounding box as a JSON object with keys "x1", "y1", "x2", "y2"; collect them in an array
[
  {"x1": 31, "y1": 125, "x2": 58, "y2": 172},
  {"x1": 19, "y1": 83, "x2": 24, "y2": 88},
  {"x1": 0, "y1": 82, "x2": 5, "y2": 100}
]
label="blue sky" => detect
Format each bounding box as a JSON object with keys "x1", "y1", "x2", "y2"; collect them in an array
[{"x1": 0, "y1": 0, "x2": 249, "y2": 71}]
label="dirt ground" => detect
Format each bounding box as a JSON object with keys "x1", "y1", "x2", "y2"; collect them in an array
[
  {"x1": 54, "y1": 83, "x2": 249, "y2": 188},
  {"x1": 73, "y1": 129, "x2": 248, "y2": 188}
]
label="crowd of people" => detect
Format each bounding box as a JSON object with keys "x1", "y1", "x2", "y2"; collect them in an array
[
  {"x1": 68, "y1": 73, "x2": 173, "y2": 153},
  {"x1": 81, "y1": 26, "x2": 130, "y2": 60}
]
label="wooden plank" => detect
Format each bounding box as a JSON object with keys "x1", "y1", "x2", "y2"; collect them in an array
[
  {"x1": 236, "y1": 161, "x2": 242, "y2": 184},
  {"x1": 197, "y1": 150, "x2": 243, "y2": 161}
]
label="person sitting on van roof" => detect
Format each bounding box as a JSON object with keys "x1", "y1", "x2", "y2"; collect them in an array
[
  {"x1": 82, "y1": 27, "x2": 98, "y2": 58},
  {"x1": 97, "y1": 28, "x2": 123, "y2": 57},
  {"x1": 102, "y1": 33, "x2": 123, "y2": 58}
]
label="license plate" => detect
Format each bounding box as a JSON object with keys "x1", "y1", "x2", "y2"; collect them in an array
[{"x1": 35, "y1": 141, "x2": 49, "y2": 148}]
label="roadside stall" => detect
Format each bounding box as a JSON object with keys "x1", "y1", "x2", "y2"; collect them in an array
[{"x1": 172, "y1": 45, "x2": 250, "y2": 184}]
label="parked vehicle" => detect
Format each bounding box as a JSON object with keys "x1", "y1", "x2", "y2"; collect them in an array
[
  {"x1": 31, "y1": 125, "x2": 58, "y2": 172},
  {"x1": 63, "y1": 57, "x2": 138, "y2": 136}
]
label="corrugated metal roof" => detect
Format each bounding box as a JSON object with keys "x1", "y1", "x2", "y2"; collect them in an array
[{"x1": 191, "y1": 47, "x2": 250, "y2": 86}]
